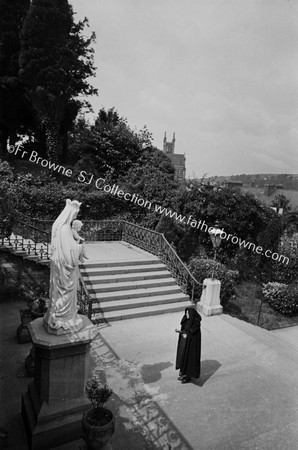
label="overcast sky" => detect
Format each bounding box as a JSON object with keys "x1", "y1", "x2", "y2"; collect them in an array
[{"x1": 70, "y1": 0, "x2": 298, "y2": 177}]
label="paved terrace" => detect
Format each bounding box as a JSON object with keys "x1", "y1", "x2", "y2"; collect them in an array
[
  {"x1": 84, "y1": 241, "x2": 158, "y2": 263},
  {"x1": 1, "y1": 297, "x2": 298, "y2": 449}
]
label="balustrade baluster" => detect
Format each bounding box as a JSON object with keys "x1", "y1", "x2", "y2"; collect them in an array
[
  {"x1": 87, "y1": 296, "x2": 93, "y2": 319},
  {"x1": 21, "y1": 229, "x2": 25, "y2": 251},
  {"x1": 33, "y1": 237, "x2": 37, "y2": 256},
  {"x1": 14, "y1": 235, "x2": 18, "y2": 250}
]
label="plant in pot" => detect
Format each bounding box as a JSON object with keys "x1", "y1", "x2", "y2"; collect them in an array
[
  {"x1": 82, "y1": 375, "x2": 114, "y2": 450},
  {"x1": 30, "y1": 286, "x2": 49, "y2": 319}
]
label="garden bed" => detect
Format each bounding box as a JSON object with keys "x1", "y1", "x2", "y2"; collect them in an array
[{"x1": 224, "y1": 281, "x2": 298, "y2": 330}]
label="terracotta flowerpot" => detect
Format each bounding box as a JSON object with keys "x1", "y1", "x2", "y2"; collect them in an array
[{"x1": 82, "y1": 408, "x2": 114, "y2": 450}]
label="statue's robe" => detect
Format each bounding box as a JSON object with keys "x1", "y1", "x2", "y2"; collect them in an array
[{"x1": 43, "y1": 200, "x2": 83, "y2": 333}]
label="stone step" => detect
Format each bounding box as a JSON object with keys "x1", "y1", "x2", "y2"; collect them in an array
[
  {"x1": 220, "y1": 314, "x2": 298, "y2": 363},
  {"x1": 92, "y1": 300, "x2": 191, "y2": 323},
  {"x1": 79, "y1": 263, "x2": 166, "y2": 276},
  {"x1": 92, "y1": 292, "x2": 189, "y2": 313},
  {"x1": 24, "y1": 255, "x2": 41, "y2": 261},
  {"x1": 91, "y1": 285, "x2": 183, "y2": 301},
  {"x1": 87, "y1": 278, "x2": 176, "y2": 293},
  {"x1": 83, "y1": 270, "x2": 171, "y2": 285},
  {"x1": 80, "y1": 258, "x2": 159, "y2": 269},
  {"x1": 12, "y1": 250, "x2": 28, "y2": 256}
]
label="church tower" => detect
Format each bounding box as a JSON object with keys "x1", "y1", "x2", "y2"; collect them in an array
[
  {"x1": 163, "y1": 132, "x2": 185, "y2": 182},
  {"x1": 163, "y1": 132, "x2": 175, "y2": 155}
]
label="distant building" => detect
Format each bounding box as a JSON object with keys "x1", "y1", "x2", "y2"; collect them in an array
[
  {"x1": 163, "y1": 132, "x2": 186, "y2": 182},
  {"x1": 240, "y1": 184, "x2": 298, "y2": 212},
  {"x1": 224, "y1": 181, "x2": 243, "y2": 190}
]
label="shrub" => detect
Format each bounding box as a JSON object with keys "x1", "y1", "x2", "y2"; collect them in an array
[
  {"x1": 262, "y1": 281, "x2": 298, "y2": 315},
  {"x1": 0, "y1": 160, "x2": 18, "y2": 234},
  {"x1": 13, "y1": 176, "x2": 131, "y2": 220},
  {"x1": 270, "y1": 234, "x2": 298, "y2": 284},
  {"x1": 18, "y1": 282, "x2": 49, "y2": 313},
  {"x1": 188, "y1": 257, "x2": 239, "y2": 305},
  {"x1": 85, "y1": 375, "x2": 113, "y2": 425}
]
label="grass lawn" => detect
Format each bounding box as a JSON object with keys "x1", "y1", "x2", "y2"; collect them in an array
[{"x1": 224, "y1": 281, "x2": 298, "y2": 331}]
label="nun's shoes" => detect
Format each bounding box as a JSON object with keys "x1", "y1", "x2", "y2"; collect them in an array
[{"x1": 181, "y1": 376, "x2": 191, "y2": 384}]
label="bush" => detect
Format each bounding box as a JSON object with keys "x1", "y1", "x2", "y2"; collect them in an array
[
  {"x1": 0, "y1": 160, "x2": 18, "y2": 233},
  {"x1": 270, "y1": 234, "x2": 298, "y2": 284},
  {"x1": 188, "y1": 257, "x2": 239, "y2": 305},
  {"x1": 262, "y1": 281, "x2": 298, "y2": 315},
  {"x1": 85, "y1": 375, "x2": 113, "y2": 425},
  {"x1": 11, "y1": 175, "x2": 132, "y2": 220}
]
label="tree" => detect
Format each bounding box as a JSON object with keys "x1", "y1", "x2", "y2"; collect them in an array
[
  {"x1": 92, "y1": 108, "x2": 143, "y2": 178},
  {"x1": 159, "y1": 179, "x2": 282, "y2": 263},
  {"x1": 121, "y1": 146, "x2": 176, "y2": 203},
  {"x1": 69, "y1": 108, "x2": 146, "y2": 180},
  {"x1": 0, "y1": 160, "x2": 18, "y2": 234},
  {"x1": 19, "y1": 0, "x2": 97, "y2": 162},
  {"x1": 271, "y1": 193, "x2": 292, "y2": 214},
  {"x1": 0, "y1": 0, "x2": 33, "y2": 155}
]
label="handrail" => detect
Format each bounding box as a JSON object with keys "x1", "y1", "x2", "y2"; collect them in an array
[
  {"x1": 2, "y1": 218, "x2": 51, "y2": 261},
  {"x1": 121, "y1": 219, "x2": 203, "y2": 285},
  {"x1": 78, "y1": 269, "x2": 93, "y2": 319},
  {"x1": 121, "y1": 220, "x2": 204, "y2": 303},
  {"x1": 160, "y1": 233, "x2": 203, "y2": 286}
]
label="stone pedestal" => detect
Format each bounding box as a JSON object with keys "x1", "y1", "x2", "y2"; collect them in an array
[
  {"x1": 21, "y1": 315, "x2": 99, "y2": 450},
  {"x1": 198, "y1": 278, "x2": 223, "y2": 316}
]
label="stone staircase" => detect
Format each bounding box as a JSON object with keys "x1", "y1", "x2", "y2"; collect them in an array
[
  {"x1": 79, "y1": 258, "x2": 191, "y2": 323},
  {"x1": 0, "y1": 234, "x2": 51, "y2": 266}
]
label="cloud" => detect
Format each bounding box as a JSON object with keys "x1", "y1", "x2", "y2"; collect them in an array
[{"x1": 71, "y1": 0, "x2": 298, "y2": 176}]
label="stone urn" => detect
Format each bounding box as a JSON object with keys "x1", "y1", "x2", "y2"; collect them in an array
[{"x1": 82, "y1": 408, "x2": 115, "y2": 450}]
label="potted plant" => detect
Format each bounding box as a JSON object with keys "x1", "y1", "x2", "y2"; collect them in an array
[
  {"x1": 31, "y1": 294, "x2": 48, "y2": 319},
  {"x1": 82, "y1": 375, "x2": 114, "y2": 450}
]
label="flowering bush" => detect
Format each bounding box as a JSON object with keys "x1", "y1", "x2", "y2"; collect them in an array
[
  {"x1": 188, "y1": 257, "x2": 239, "y2": 305},
  {"x1": 262, "y1": 281, "x2": 298, "y2": 315}
]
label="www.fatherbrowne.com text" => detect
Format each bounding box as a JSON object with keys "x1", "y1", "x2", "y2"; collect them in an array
[{"x1": 7, "y1": 146, "x2": 289, "y2": 266}]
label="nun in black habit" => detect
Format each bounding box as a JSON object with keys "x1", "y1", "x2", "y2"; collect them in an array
[{"x1": 175, "y1": 307, "x2": 202, "y2": 383}]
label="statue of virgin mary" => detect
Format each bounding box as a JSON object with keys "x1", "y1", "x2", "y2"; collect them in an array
[{"x1": 43, "y1": 199, "x2": 84, "y2": 334}]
